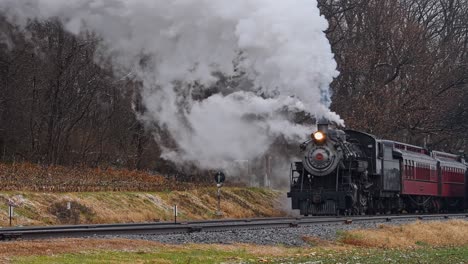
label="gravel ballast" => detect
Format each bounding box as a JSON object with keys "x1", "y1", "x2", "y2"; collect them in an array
[{"x1": 105, "y1": 217, "x2": 466, "y2": 246}]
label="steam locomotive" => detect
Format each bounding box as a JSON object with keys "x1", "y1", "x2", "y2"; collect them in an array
[{"x1": 288, "y1": 120, "x2": 468, "y2": 216}]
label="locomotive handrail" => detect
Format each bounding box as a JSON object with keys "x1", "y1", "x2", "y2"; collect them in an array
[{"x1": 300, "y1": 163, "x2": 305, "y2": 191}]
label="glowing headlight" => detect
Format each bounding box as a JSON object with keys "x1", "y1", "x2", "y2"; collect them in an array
[{"x1": 312, "y1": 131, "x2": 326, "y2": 142}]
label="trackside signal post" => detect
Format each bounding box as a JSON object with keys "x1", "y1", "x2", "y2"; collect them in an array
[
  {"x1": 7, "y1": 199, "x2": 15, "y2": 226},
  {"x1": 214, "y1": 171, "x2": 226, "y2": 216}
]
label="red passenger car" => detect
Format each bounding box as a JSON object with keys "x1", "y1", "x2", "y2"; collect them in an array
[
  {"x1": 432, "y1": 151, "x2": 466, "y2": 199},
  {"x1": 381, "y1": 141, "x2": 466, "y2": 212}
]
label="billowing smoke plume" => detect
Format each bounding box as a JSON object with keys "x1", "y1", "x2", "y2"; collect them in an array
[{"x1": 0, "y1": 0, "x2": 341, "y2": 169}]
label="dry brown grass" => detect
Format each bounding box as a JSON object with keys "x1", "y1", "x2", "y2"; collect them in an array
[
  {"x1": 175, "y1": 243, "x2": 293, "y2": 257},
  {"x1": 0, "y1": 162, "x2": 285, "y2": 226},
  {"x1": 0, "y1": 188, "x2": 283, "y2": 226},
  {"x1": 0, "y1": 238, "x2": 161, "y2": 261},
  {"x1": 0, "y1": 238, "x2": 298, "y2": 259},
  {"x1": 302, "y1": 236, "x2": 334, "y2": 247},
  {"x1": 0, "y1": 162, "x2": 193, "y2": 192},
  {"x1": 339, "y1": 220, "x2": 468, "y2": 249},
  {"x1": 163, "y1": 188, "x2": 284, "y2": 219}
]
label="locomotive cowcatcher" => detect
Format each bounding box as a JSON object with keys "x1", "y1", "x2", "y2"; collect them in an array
[{"x1": 287, "y1": 120, "x2": 467, "y2": 216}]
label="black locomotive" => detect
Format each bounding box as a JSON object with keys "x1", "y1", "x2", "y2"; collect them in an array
[{"x1": 288, "y1": 120, "x2": 467, "y2": 216}]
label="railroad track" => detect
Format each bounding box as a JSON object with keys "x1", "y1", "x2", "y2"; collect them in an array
[{"x1": 1, "y1": 213, "x2": 466, "y2": 241}]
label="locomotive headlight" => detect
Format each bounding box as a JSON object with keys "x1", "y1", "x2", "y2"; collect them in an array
[{"x1": 312, "y1": 131, "x2": 326, "y2": 143}]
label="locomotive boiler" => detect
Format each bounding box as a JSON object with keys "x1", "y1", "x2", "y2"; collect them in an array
[{"x1": 288, "y1": 120, "x2": 468, "y2": 216}]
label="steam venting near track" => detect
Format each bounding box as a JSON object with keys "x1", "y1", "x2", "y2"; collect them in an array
[{"x1": 0, "y1": 0, "x2": 341, "y2": 169}]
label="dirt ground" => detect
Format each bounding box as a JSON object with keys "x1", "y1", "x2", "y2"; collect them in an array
[{"x1": 0, "y1": 238, "x2": 162, "y2": 262}]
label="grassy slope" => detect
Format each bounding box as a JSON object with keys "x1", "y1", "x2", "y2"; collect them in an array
[
  {"x1": 0, "y1": 188, "x2": 284, "y2": 226},
  {"x1": 0, "y1": 162, "x2": 285, "y2": 226}
]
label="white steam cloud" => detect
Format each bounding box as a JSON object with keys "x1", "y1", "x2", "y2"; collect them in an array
[{"x1": 0, "y1": 0, "x2": 341, "y2": 169}]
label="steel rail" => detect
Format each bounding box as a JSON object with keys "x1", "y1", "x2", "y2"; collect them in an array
[
  {"x1": 0, "y1": 213, "x2": 466, "y2": 240},
  {"x1": 0, "y1": 215, "x2": 337, "y2": 233}
]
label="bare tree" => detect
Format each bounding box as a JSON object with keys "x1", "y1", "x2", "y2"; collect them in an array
[{"x1": 320, "y1": 0, "x2": 468, "y2": 152}]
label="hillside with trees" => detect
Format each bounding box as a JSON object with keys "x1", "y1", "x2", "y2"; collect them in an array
[
  {"x1": 0, "y1": 0, "x2": 467, "y2": 180},
  {"x1": 321, "y1": 0, "x2": 468, "y2": 149}
]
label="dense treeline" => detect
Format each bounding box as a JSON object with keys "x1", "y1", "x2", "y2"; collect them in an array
[
  {"x1": 0, "y1": 0, "x2": 467, "y2": 176},
  {"x1": 0, "y1": 20, "x2": 163, "y2": 170},
  {"x1": 320, "y1": 0, "x2": 468, "y2": 151}
]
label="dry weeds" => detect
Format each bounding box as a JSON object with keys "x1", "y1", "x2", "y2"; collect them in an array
[
  {"x1": 0, "y1": 162, "x2": 192, "y2": 192},
  {"x1": 189, "y1": 243, "x2": 293, "y2": 257},
  {"x1": 0, "y1": 162, "x2": 284, "y2": 225},
  {"x1": 0, "y1": 238, "x2": 162, "y2": 263},
  {"x1": 0, "y1": 238, "x2": 298, "y2": 260},
  {"x1": 0, "y1": 188, "x2": 283, "y2": 226},
  {"x1": 339, "y1": 220, "x2": 468, "y2": 249},
  {"x1": 164, "y1": 188, "x2": 283, "y2": 219},
  {"x1": 302, "y1": 236, "x2": 334, "y2": 247}
]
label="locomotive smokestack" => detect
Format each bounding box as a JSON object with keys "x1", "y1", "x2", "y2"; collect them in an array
[{"x1": 317, "y1": 118, "x2": 329, "y2": 134}]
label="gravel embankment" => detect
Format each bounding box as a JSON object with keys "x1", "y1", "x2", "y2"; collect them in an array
[{"x1": 105, "y1": 217, "x2": 466, "y2": 246}]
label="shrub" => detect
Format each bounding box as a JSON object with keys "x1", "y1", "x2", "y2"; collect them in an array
[
  {"x1": 49, "y1": 201, "x2": 95, "y2": 224},
  {"x1": 0, "y1": 162, "x2": 195, "y2": 192}
]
